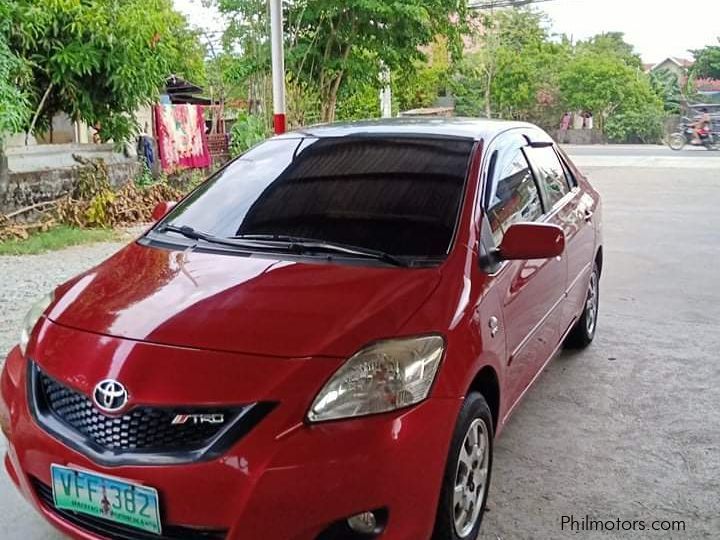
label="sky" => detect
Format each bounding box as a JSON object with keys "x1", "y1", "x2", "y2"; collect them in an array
[
  {"x1": 540, "y1": 0, "x2": 720, "y2": 64},
  {"x1": 174, "y1": 0, "x2": 720, "y2": 65}
]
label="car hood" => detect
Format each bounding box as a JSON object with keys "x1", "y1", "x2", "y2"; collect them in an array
[{"x1": 47, "y1": 243, "x2": 442, "y2": 358}]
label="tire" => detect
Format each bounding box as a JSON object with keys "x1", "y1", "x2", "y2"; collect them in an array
[
  {"x1": 433, "y1": 393, "x2": 494, "y2": 540},
  {"x1": 668, "y1": 132, "x2": 686, "y2": 151},
  {"x1": 565, "y1": 262, "x2": 600, "y2": 349}
]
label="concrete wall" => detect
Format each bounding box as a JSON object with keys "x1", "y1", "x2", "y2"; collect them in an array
[
  {"x1": 0, "y1": 144, "x2": 139, "y2": 216},
  {"x1": 555, "y1": 129, "x2": 606, "y2": 145}
]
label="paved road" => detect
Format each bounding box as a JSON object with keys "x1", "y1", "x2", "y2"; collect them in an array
[
  {"x1": 1, "y1": 147, "x2": 719, "y2": 539},
  {"x1": 564, "y1": 144, "x2": 720, "y2": 158},
  {"x1": 564, "y1": 144, "x2": 720, "y2": 170}
]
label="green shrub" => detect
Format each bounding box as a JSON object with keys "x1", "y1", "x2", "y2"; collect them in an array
[
  {"x1": 229, "y1": 112, "x2": 268, "y2": 157},
  {"x1": 606, "y1": 105, "x2": 665, "y2": 144}
]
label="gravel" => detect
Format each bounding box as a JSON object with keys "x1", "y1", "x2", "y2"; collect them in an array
[{"x1": 0, "y1": 241, "x2": 127, "y2": 358}]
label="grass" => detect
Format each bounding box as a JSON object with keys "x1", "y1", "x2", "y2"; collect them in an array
[{"x1": 0, "y1": 226, "x2": 121, "y2": 256}]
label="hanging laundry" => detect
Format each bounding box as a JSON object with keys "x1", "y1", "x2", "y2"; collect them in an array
[
  {"x1": 154, "y1": 104, "x2": 211, "y2": 172},
  {"x1": 137, "y1": 134, "x2": 155, "y2": 169}
]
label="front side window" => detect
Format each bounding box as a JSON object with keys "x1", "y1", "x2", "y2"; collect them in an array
[
  {"x1": 486, "y1": 147, "x2": 543, "y2": 246},
  {"x1": 156, "y1": 136, "x2": 475, "y2": 260},
  {"x1": 525, "y1": 146, "x2": 572, "y2": 208}
]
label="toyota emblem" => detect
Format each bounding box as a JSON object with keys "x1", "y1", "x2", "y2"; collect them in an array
[{"x1": 92, "y1": 379, "x2": 129, "y2": 412}]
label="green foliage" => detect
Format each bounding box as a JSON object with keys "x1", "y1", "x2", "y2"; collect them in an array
[
  {"x1": 575, "y1": 32, "x2": 642, "y2": 69},
  {"x1": 650, "y1": 69, "x2": 682, "y2": 114},
  {"x1": 134, "y1": 164, "x2": 156, "y2": 188},
  {"x1": 0, "y1": 1, "x2": 31, "y2": 139},
  {"x1": 336, "y1": 80, "x2": 380, "y2": 122},
  {"x1": 6, "y1": 0, "x2": 205, "y2": 143},
  {"x1": 691, "y1": 40, "x2": 720, "y2": 79},
  {"x1": 451, "y1": 9, "x2": 663, "y2": 141},
  {"x1": 286, "y1": 74, "x2": 322, "y2": 127},
  {"x1": 605, "y1": 103, "x2": 665, "y2": 144},
  {"x1": 394, "y1": 39, "x2": 452, "y2": 111},
  {"x1": 0, "y1": 226, "x2": 119, "y2": 256},
  {"x1": 450, "y1": 54, "x2": 487, "y2": 117},
  {"x1": 229, "y1": 112, "x2": 267, "y2": 157},
  {"x1": 85, "y1": 190, "x2": 116, "y2": 228},
  {"x1": 217, "y1": 0, "x2": 468, "y2": 122},
  {"x1": 559, "y1": 53, "x2": 634, "y2": 115},
  {"x1": 450, "y1": 8, "x2": 567, "y2": 125},
  {"x1": 558, "y1": 51, "x2": 661, "y2": 134}
]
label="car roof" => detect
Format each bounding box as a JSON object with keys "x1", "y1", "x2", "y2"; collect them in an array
[{"x1": 277, "y1": 117, "x2": 542, "y2": 142}]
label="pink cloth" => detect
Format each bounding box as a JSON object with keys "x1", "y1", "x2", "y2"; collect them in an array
[{"x1": 154, "y1": 104, "x2": 210, "y2": 172}]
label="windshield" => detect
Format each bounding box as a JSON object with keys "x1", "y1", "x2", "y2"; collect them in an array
[{"x1": 156, "y1": 135, "x2": 474, "y2": 259}]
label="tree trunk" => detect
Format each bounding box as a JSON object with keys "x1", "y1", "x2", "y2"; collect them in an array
[
  {"x1": 26, "y1": 83, "x2": 54, "y2": 146},
  {"x1": 320, "y1": 41, "x2": 352, "y2": 123},
  {"x1": 0, "y1": 142, "x2": 8, "y2": 194},
  {"x1": 484, "y1": 71, "x2": 493, "y2": 118}
]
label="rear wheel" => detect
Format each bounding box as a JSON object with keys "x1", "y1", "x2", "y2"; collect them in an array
[
  {"x1": 433, "y1": 393, "x2": 493, "y2": 540},
  {"x1": 565, "y1": 263, "x2": 600, "y2": 349},
  {"x1": 668, "y1": 132, "x2": 686, "y2": 151}
]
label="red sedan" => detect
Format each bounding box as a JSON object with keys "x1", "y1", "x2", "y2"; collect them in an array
[{"x1": 1, "y1": 119, "x2": 602, "y2": 540}]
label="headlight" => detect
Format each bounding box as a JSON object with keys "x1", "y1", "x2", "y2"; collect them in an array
[
  {"x1": 19, "y1": 292, "x2": 54, "y2": 356},
  {"x1": 308, "y1": 335, "x2": 445, "y2": 422}
]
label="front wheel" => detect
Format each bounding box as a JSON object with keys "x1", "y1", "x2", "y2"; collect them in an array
[
  {"x1": 668, "y1": 132, "x2": 686, "y2": 151},
  {"x1": 565, "y1": 262, "x2": 600, "y2": 349},
  {"x1": 433, "y1": 393, "x2": 493, "y2": 540}
]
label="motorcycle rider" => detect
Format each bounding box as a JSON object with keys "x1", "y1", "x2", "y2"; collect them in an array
[{"x1": 692, "y1": 108, "x2": 712, "y2": 144}]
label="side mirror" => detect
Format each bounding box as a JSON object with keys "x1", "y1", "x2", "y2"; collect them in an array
[
  {"x1": 497, "y1": 223, "x2": 565, "y2": 261},
  {"x1": 151, "y1": 201, "x2": 176, "y2": 222}
]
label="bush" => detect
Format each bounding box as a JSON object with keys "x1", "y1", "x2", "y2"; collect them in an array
[
  {"x1": 56, "y1": 158, "x2": 184, "y2": 228},
  {"x1": 605, "y1": 105, "x2": 665, "y2": 144},
  {"x1": 229, "y1": 112, "x2": 268, "y2": 157},
  {"x1": 336, "y1": 80, "x2": 380, "y2": 121}
]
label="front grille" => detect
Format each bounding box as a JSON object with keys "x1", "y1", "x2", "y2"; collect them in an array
[
  {"x1": 29, "y1": 362, "x2": 274, "y2": 465},
  {"x1": 39, "y1": 372, "x2": 233, "y2": 451},
  {"x1": 32, "y1": 478, "x2": 227, "y2": 540}
]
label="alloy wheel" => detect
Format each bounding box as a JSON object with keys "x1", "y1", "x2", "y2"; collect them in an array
[
  {"x1": 585, "y1": 271, "x2": 599, "y2": 336},
  {"x1": 452, "y1": 418, "x2": 490, "y2": 538}
]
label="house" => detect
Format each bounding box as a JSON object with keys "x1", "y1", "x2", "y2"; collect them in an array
[{"x1": 647, "y1": 57, "x2": 694, "y2": 81}]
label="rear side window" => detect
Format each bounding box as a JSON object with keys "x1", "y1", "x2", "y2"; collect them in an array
[
  {"x1": 161, "y1": 136, "x2": 475, "y2": 259},
  {"x1": 525, "y1": 146, "x2": 572, "y2": 208},
  {"x1": 486, "y1": 147, "x2": 543, "y2": 246}
]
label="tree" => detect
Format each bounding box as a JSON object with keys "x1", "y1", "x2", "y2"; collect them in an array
[
  {"x1": 0, "y1": 1, "x2": 31, "y2": 140},
  {"x1": 217, "y1": 0, "x2": 469, "y2": 122},
  {"x1": 575, "y1": 32, "x2": 642, "y2": 69},
  {"x1": 650, "y1": 68, "x2": 682, "y2": 114},
  {"x1": 393, "y1": 38, "x2": 452, "y2": 112},
  {"x1": 451, "y1": 8, "x2": 567, "y2": 123},
  {"x1": 6, "y1": 0, "x2": 205, "y2": 144},
  {"x1": 691, "y1": 40, "x2": 720, "y2": 79},
  {"x1": 559, "y1": 52, "x2": 662, "y2": 134}
]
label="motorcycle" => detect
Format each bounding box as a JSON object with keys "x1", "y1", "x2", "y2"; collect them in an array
[{"x1": 668, "y1": 118, "x2": 718, "y2": 151}]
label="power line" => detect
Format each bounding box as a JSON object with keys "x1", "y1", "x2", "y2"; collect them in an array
[{"x1": 469, "y1": 0, "x2": 555, "y2": 9}]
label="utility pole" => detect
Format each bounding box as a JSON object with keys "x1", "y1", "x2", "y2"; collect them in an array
[
  {"x1": 379, "y1": 63, "x2": 392, "y2": 118},
  {"x1": 269, "y1": 0, "x2": 287, "y2": 134}
]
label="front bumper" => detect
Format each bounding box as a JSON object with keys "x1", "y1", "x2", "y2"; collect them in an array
[{"x1": 1, "y1": 326, "x2": 460, "y2": 540}]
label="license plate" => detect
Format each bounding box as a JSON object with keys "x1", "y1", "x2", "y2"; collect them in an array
[{"x1": 51, "y1": 464, "x2": 162, "y2": 535}]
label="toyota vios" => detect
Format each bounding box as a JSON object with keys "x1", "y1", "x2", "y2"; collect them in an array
[{"x1": 1, "y1": 119, "x2": 602, "y2": 540}]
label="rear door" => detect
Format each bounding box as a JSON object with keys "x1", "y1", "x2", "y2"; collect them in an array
[
  {"x1": 480, "y1": 132, "x2": 568, "y2": 415},
  {"x1": 524, "y1": 138, "x2": 596, "y2": 334}
]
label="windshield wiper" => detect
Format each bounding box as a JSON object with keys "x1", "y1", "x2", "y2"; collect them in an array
[
  {"x1": 158, "y1": 224, "x2": 279, "y2": 251},
  {"x1": 233, "y1": 234, "x2": 408, "y2": 267}
]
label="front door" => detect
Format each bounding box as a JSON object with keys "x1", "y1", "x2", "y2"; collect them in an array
[
  {"x1": 524, "y1": 142, "x2": 596, "y2": 334},
  {"x1": 481, "y1": 132, "x2": 568, "y2": 416}
]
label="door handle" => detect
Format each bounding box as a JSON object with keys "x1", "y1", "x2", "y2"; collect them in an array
[
  {"x1": 489, "y1": 316, "x2": 500, "y2": 337},
  {"x1": 583, "y1": 209, "x2": 594, "y2": 222}
]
